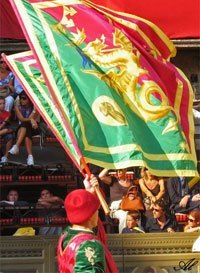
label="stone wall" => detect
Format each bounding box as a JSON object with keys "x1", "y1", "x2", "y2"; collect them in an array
[{"x1": 0, "y1": 233, "x2": 199, "y2": 273}]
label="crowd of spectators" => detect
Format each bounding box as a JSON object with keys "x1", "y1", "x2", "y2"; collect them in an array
[
  {"x1": 1, "y1": 169, "x2": 199, "y2": 236},
  {"x1": 0, "y1": 166, "x2": 199, "y2": 236},
  {"x1": 0, "y1": 188, "x2": 64, "y2": 236},
  {"x1": 99, "y1": 167, "x2": 200, "y2": 234}
]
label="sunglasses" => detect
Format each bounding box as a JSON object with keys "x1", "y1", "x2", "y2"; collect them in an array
[
  {"x1": 0, "y1": 61, "x2": 5, "y2": 64},
  {"x1": 20, "y1": 96, "x2": 28, "y2": 100},
  {"x1": 188, "y1": 218, "x2": 195, "y2": 222}
]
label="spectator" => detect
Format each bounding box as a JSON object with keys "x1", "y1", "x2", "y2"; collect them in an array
[
  {"x1": 0, "y1": 188, "x2": 28, "y2": 207},
  {"x1": 57, "y1": 175, "x2": 118, "y2": 273},
  {"x1": 184, "y1": 209, "x2": 200, "y2": 232},
  {"x1": 3, "y1": 189, "x2": 19, "y2": 205},
  {"x1": 122, "y1": 210, "x2": 145, "y2": 234},
  {"x1": 0, "y1": 57, "x2": 15, "y2": 112},
  {"x1": 0, "y1": 189, "x2": 29, "y2": 236},
  {"x1": 145, "y1": 199, "x2": 176, "y2": 233},
  {"x1": 139, "y1": 167, "x2": 166, "y2": 214},
  {"x1": 167, "y1": 177, "x2": 200, "y2": 214},
  {"x1": 0, "y1": 96, "x2": 13, "y2": 163},
  {"x1": 8, "y1": 91, "x2": 39, "y2": 165},
  {"x1": 7, "y1": 189, "x2": 18, "y2": 202},
  {"x1": 6, "y1": 75, "x2": 24, "y2": 102},
  {"x1": 99, "y1": 168, "x2": 133, "y2": 233},
  {"x1": 13, "y1": 76, "x2": 23, "y2": 98},
  {"x1": 36, "y1": 188, "x2": 64, "y2": 235}
]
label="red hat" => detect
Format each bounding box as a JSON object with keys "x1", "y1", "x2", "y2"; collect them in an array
[{"x1": 64, "y1": 189, "x2": 100, "y2": 224}]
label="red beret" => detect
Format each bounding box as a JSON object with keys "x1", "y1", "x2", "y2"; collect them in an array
[{"x1": 64, "y1": 189, "x2": 100, "y2": 224}]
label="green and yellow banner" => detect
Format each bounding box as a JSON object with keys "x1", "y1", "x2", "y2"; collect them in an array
[
  {"x1": 6, "y1": 0, "x2": 198, "y2": 177},
  {"x1": 4, "y1": 51, "x2": 81, "y2": 170}
]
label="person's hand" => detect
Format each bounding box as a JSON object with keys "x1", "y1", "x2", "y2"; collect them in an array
[
  {"x1": 83, "y1": 174, "x2": 99, "y2": 193},
  {"x1": 191, "y1": 194, "x2": 200, "y2": 202},
  {"x1": 30, "y1": 118, "x2": 38, "y2": 129},
  {"x1": 179, "y1": 195, "x2": 190, "y2": 207},
  {"x1": 167, "y1": 227, "x2": 175, "y2": 233},
  {"x1": 151, "y1": 196, "x2": 157, "y2": 203}
]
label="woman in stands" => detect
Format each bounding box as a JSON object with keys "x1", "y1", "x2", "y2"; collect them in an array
[
  {"x1": 139, "y1": 167, "x2": 166, "y2": 216},
  {"x1": 0, "y1": 57, "x2": 15, "y2": 112},
  {"x1": 99, "y1": 168, "x2": 134, "y2": 233},
  {"x1": 184, "y1": 209, "x2": 200, "y2": 232},
  {"x1": 8, "y1": 91, "x2": 39, "y2": 165}
]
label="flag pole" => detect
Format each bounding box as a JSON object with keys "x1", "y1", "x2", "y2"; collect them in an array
[{"x1": 81, "y1": 157, "x2": 110, "y2": 215}]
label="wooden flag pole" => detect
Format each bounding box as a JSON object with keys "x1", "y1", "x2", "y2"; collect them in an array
[
  {"x1": 81, "y1": 158, "x2": 110, "y2": 215},
  {"x1": 94, "y1": 186, "x2": 110, "y2": 215}
]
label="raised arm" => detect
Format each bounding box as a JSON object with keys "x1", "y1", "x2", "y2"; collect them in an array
[{"x1": 98, "y1": 168, "x2": 112, "y2": 185}]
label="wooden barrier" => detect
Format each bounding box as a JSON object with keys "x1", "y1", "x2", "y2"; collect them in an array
[{"x1": 0, "y1": 233, "x2": 199, "y2": 273}]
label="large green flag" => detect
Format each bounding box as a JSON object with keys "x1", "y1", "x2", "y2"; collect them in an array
[{"x1": 7, "y1": 0, "x2": 198, "y2": 177}]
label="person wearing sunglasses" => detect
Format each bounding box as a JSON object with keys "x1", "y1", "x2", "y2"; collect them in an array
[
  {"x1": 145, "y1": 199, "x2": 176, "y2": 233},
  {"x1": 8, "y1": 91, "x2": 39, "y2": 165},
  {"x1": 184, "y1": 209, "x2": 200, "y2": 232}
]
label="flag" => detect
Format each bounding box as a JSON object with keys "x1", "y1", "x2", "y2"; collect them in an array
[
  {"x1": 91, "y1": 0, "x2": 200, "y2": 39},
  {"x1": 4, "y1": 50, "x2": 111, "y2": 214},
  {"x1": 4, "y1": 50, "x2": 81, "y2": 171},
  {"x1": 8, "y1": 0, "x2": 198, "y2": 177},
  {"x1": 1, "y1": 0, "x2": 199, "y2": 39}
]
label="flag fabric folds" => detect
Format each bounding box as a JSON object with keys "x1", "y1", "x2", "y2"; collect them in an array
[
  {"x1": 7, "y1": 0, "x2": 198, "y2": 177},
  {"x1": 91, "y1": 0, "x2": 200, "y2": 39},
  {"x1": 4, "y1": 51, "x2": 81, "y2": 171},
  {"x1": 1, "y1": 0, "x2": 199, "y2": 40}
]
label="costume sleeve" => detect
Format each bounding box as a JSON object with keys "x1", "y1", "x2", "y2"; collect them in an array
[{"x1": 74, "y1": 239, "x2": 106, "y2": 273}]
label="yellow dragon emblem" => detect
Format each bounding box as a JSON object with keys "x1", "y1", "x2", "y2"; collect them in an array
[{"x1": 71, "y1": 28, "x2": 175, "y2": 127}]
